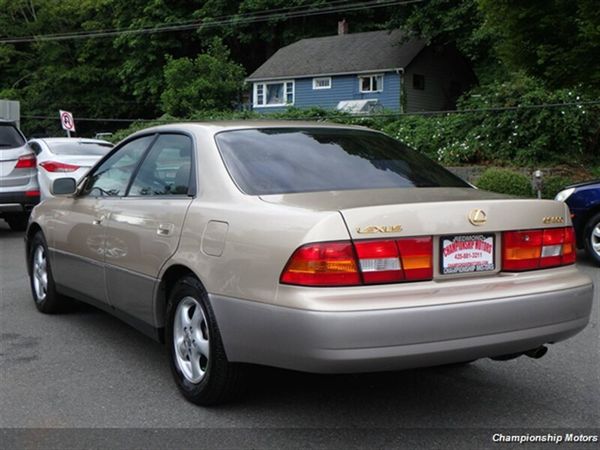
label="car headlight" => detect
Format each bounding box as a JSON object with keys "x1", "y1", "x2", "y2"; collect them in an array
[{"x1": 555, "y1": 187, "x2": 575, "y2": 202}]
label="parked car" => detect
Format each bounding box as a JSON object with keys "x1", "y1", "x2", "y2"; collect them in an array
[
  {"x1": 25, "y1": 123, "x2": 594, "y2": 405},
  {"x1": 0, "y1": 120, "x2": 39, "y2": 231},
  {"x1": 555, "y1": 180, "x2": 600, "y2": 265},
  {"x1": 28, "y1": 138, "x2": 113, "y2": 199}
]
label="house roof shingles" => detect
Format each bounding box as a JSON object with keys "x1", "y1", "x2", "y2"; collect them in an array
[{"x1": 246, "y1": 30, "x2": 426, "y2": 81}]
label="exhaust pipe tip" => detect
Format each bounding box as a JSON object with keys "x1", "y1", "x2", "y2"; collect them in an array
[
  {"x1": 491, "y1": 345, "x2": 549, "y2": 362},
  {"x1": 525, "y1": 345, "x2": 548, "y2": 359}
]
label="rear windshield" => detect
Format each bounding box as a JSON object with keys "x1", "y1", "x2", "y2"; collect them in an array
[
  {"x1": 216, "y1": 128, "x2": 470, "y2": 195},
  {"x1": 47, "y1": 141, "x2": 113, "y2": 156},
  {"x1": 0, "y1": 123, "x2": 26, "y2": 149}
]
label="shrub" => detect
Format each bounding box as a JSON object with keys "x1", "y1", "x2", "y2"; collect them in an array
[
  {"x1": 541, "y1": 175, "x2": 574, "y2": 199},
  {"x1": 384, "y1": 74, "x2": 600, "y2": 166},
  {"x1": 476, "y1": 168, "x2": 533, "y2": 197}
]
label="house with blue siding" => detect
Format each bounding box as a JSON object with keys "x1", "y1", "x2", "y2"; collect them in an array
[{"x1": 246, "y1": 26, "x2": 476, "y2": 113}]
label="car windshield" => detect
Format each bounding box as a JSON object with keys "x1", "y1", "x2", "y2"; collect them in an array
[
  {"x1": 216, "y1": 128, "x2": 470, "y2": 195},
  {"x1": 47, "y1": 141, "x2": 113, "y2": 156},
  {"x1": 0, "y1": 123, "x2": 26, "y2": 149}
]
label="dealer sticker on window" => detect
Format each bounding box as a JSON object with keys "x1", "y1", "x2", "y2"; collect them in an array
[{"x1": 441, "y1": 234, "x2": 495, "y2": 275}]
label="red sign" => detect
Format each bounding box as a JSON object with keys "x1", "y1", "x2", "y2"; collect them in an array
[{"x1": 59, "y1": 110, "x2": 75, "y2": 132}]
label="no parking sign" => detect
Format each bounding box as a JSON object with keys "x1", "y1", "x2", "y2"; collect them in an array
[{"x1": 59, "y1": 110, "x2": 75, "y2": 136}]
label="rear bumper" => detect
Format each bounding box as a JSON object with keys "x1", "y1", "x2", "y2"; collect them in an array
[
  {"x1": 0, "y1": 191, "x2": 39, "y2": 214},
  {"x1": 210, "y1": 280, "x2": 594, "y2": 373}
]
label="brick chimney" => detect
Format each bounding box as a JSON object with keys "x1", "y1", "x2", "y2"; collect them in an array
[{"x1": 338, "y1": 19, "x2": 349, "y2": 35}]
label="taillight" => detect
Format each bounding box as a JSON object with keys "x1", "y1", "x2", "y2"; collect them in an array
[
  {"x1": 281, "y1": 237, "x2": 433, "y2": 287},
  {"x1": 280, "y1": 242, "x2": 361, "y2": 286},
  {"x1": 15, "y1": 153, "x2": 36, "y2": 169},
  {"x1": 503, "y1": 227, "x2": 576, "y2": 271},
  {"x1": 354, "y1": 240, "x2": 403, "y2": 284},
  {"x1": 39, "y1": 161, "x2": 80, "y2": 172},
  {"x1": 397, "y1": 237, "x2": 433, "y2": 280}
]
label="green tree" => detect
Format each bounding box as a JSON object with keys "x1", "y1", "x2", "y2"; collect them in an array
[
  {"x1": 0, "y1": 0, "x2": 139, "y2": 136},
  {"x1": 388, "y1": 0, "x2": 499, "y2": 82},
  {"x1": 477, "y1": 0, "x2": 600, "y2": 92},
  {"x1": 160, "y1": 39, "x2": 245, "y2": 116}
]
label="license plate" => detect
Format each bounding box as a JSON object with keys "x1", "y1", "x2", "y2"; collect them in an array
[{"x1": 441, "y1": 234, "x2": 495, "y2": 275}]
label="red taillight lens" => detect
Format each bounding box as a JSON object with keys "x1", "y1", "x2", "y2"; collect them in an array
[
  {"x1": 25, "y1": 190, "x2": 40, "y2": 197},
  {"x1": 354, "y1": 240, "x2": 403, "y2": 284},
  {"x1": 503, "y1": 227, "x2": 576, "y2": 271},
  {"x1": 561, "y1": 227, "x2": 576, "y2": 265},
  {"x1": 280, "y1": 242, "x2": 360, "y2": 286},
  {"x1": 15, "y1": 153, "x2": 36, "y2": 169},
  {"x1": 503, "y1": 230, "x2": 543, "y2": 270},
  {"x1": 397, "y1": 237, "x2": 433, "y2": 280},
  {"x1": 39, "y1": 161, "x2": 80, "y2": 172},
  {"x1": 281, "y1": 237, "x2": 433, "y2": 287}
]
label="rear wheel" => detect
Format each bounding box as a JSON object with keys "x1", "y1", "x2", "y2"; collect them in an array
[
  {"x1": 166, "y1": 275, "x2": 245, "y2": 405},
  {"x1": 29, "y1": 232, "x2": 66, "y2": 313},
  {"x1": 6, "y1": 213, "x2": 29, "y2": 231},
  {"x1": 583, "y1": 212, "x2": 600, "y2": 266}
]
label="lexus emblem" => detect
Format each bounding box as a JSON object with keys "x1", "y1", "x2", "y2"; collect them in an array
[{"x1": 468, "y1": 209, "x2": 487, "y2": 226}]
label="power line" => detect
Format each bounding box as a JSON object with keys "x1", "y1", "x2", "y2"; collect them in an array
[
  {"x1": 20, "y1": 100, "x2": 600, "y2": 124},
  {"x1": 0, "y1": 0, "x2": 422, "y2": 44},
  {"x1": 1, "y1": 0, "x2": 361, "y2": 40}
]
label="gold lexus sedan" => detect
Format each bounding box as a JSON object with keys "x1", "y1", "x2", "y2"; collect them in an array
[{"x1": 25, "y1": 122, "x2": 594, "y2": 405}]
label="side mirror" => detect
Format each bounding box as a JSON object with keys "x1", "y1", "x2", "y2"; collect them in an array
[{"x1": 51, "y1": 178, "x2": 77, "y2": 196}]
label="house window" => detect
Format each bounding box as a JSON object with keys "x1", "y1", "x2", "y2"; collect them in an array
[
  {"x1": 254, "y1": 81, "x2": 294, "y2": 107},
  {"x1": 359, "y1": 74, "x2": 383, "y2": 93},
  {"x1": 313, "y1": 77, "x2": 331, "y2": 90},
  {"x1": 413, "y1": 74, "x2": 425, "y2": 90}
]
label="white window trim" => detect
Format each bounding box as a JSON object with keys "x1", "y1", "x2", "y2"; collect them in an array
[
  {"x1": 253, "y1": 80, "x2": 295, "y2": 107},
  {"x1": 312, "y1": 77, "x2": 332, "y2": 90},
  {"x1": 358, "y1": 74, "x2": 384, "y2": 93}
]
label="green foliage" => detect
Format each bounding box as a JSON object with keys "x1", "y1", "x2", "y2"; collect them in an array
[
  {"x1": 478, "y1": 0, "x2": 600, "y2": 93},
  {"x1": 389, "y1": 0, "x2": 493, "y2": 69},
  {"x1": 383, "y1": 74, "x2": 600, "y2": 166},
  {"x1": 161, "y1": 39, "x2": 246, "y2": 116},
  {"x1": 2, "y1": 0, "x2": 599, "y2": 170},
  {"x1": 476, "y1": 168, "x2": 533, "y2": 197},
  {"x1": 0, "y1": 0, "x2": 138, "y2": 137},
  {"x1": 541, "y1": 175, "x2": 574, "y2": 199}
]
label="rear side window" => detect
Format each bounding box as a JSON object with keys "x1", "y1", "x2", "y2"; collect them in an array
[
  {"x1": 128, "y1": 134, "x2": 193, "y2": 196},
  {"x1": 47, "y1": 142, "x2": 113, "y2": 156},
  {"x1": 0, "y1": 123, "x2": 25, "y2": 149},
  {"x1": 216, "y1": 128, "x2": 469, "y2": 195}
]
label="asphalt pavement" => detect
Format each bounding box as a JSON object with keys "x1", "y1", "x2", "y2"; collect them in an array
[{"x1": 1, "y1": 221, "x2": 598, "y2": 448}]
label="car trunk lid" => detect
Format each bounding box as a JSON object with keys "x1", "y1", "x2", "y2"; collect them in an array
[
  {"x1": 260, "y1": 188, "x2": 569, "y2": 238},
  {"x1": 0, "y1": 147, "x2": 33, "y2": 188},
  {"x1": 262, "y1": 188, "x2": 571, "y2": 280}
]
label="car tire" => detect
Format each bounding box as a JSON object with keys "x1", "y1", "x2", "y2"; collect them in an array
[
  {"x1": 6, "y1": 213, "x2": 29, "y2": 231},
  {"x1": 166, "y1": 275, "x2": 246, "y2": 406},
  {"x1": 29, "y1": 232, "x2": 66, "y2": 313},
  {"x1": 583, "y1": 212, "x2": 600, "y2": 266}
]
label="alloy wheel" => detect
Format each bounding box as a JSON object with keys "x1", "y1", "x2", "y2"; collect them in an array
[
  {"x1": 173, "y1": 296, "x2": 210, "y2": 383},
  {"x1": 32, "y1": 245, "x2": 48, "y2": 302}
]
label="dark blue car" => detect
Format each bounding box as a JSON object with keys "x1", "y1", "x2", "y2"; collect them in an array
[{"x1": 555, "y1": 179, "x2": 600, "y2": 265}]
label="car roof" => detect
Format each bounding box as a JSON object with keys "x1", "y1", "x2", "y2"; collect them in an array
[{"x1": 129, "y1": 120, "x2": 372, "y2": 137}]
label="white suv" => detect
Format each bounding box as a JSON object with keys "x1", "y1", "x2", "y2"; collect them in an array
[{"x1": 0, "y1": 120, "x2": 39, "y2": 230}]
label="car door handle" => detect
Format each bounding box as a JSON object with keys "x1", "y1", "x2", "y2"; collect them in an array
[{"x1": 157, "y1": 223, "x2": 174, "y2": 236}]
